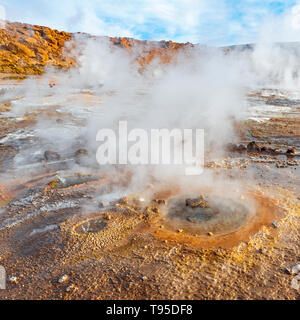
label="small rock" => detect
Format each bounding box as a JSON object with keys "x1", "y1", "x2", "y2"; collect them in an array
[
  {"x1": 247, "y1": 141, "x2": 261, "y2": 152},
  {"x1": 237, "y1": 144, "x2": 247, "y2": 151},
  {"x1": 285, "y1": 267, "x2": 292, "y2": 275},
  {"x1": 276, "y1": 163, "x2": 288, "y2": 168},
  {"x1": 58, "y1": 274, "x2": 69, "y2": 284},
  {"x1": 152, "y1": 199, "x2": 167, "y2": 206},
  {"x1": 142, "y1": 276, "x2": 148, "y2": 281},
  {"x1": 225, "y1": 143, "x2": 239, "y2": 152},
  {"x1": 261, "y1": 146, "x2": 276, "y2": 153},
  {"x1": 152, "y1": 207, "x2": 159, "y2": 213},
  {"x1": 177, "y1": 229, "x2": 183, "y2": 233},
  {"x1": 75, "y1": 149, "x2": 89, "y2": 164},
  {"x1": 75, "y1": 149, "x2": 88, "y2": 156},
  {"x1": 286, "y1": 148, "x2": 296, "y2": 155},
  {"x1": 186, "y1": 196, "x2": 208, "y2": 208},
  {"x1": 98, "y1": 201, "x2": 110, "y2": 208},
  {"x1": 291, "y1": 274, "x2": 300, "y2": 290},
  {"x1": 271, "y1": 221, "x2": 279, "y2": 229},
  {"x1": 9, "y1": 276, "x2": 18, "y2": 283},
  {"x1": 44, "y1": 150, "x2": 60, "y2": 161},
  {"x1": 258, "y1": 248, "x2": 268, "y2": 254},
  {"x1": 291, "y1": 264, "x2": 300, "y2": 275},
  {"x1": 103, "y1": 213, "x2": 111, "y2": 220},
  {"x1": 207, "y1": 232, "x2": 213, "y2": 236}
]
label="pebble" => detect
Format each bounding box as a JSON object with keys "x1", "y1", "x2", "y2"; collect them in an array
[
  {"x1": 103, "y1": 213, "x2": 112, "y2": 220},
  {"x1": 152, "y1": 207, "x2": 159, "y2": 213},
  {"x1": 98, "y1": 201, "x2": 110, "y2": 208},
  {"x1": 291, "y1": 274, "x2": 300, "y2": 290},
  {"x1": 258, "y1": 248, "x2": 267, "y2": 254},
  {"x1": 208, "y1": 232, "x2": 214, "y2": 236},
  {"x1": 291, "y1": 264, "x2": 300, "y2": 275},
  {"x1": 271, "y1": 221, "x2": 279, "y2": 229},
  {"x1": 142, "y1": 276, "x2": 148, "y2": 281},
  {"x1": 58, "y1": 274, "x2": 69, "y2": 284},
  {"x1": 44, "y1": 150, "x2": 60, "y2": 161},
  {"x1": 9, "y1": 276, "x2": 18, "y2": 283}
]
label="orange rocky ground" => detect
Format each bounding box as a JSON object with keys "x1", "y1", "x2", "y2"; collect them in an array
[
  {"x1": 0, "y1": 22, "x2": 299, "y2": 300},
  {"x1": 0, "y1": 21, "x2": 192, "y2": 77}
]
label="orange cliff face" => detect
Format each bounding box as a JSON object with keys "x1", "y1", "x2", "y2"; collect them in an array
[{"x1": 0, "y1": 21, "x2": 194, "y2": 76}]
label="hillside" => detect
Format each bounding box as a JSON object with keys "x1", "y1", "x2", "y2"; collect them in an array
[{"x1": 0, "y1": 21, "x2": 193, "y2": 76}]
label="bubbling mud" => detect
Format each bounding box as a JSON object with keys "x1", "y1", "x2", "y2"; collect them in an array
[
  {"x1": 150, "y1": 190, "x2": 282, "y2": 248},
  {"x1": 165, "y1": 195, "x2": 252, "y2": 235}
]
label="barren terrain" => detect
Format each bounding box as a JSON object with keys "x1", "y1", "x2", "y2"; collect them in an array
[{"x1": 0, "y1": 23, "x2": 299, "y2": 300}]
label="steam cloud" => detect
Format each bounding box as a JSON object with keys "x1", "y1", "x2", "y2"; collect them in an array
[{"x1": 1, "y1": 29, "x2": 300, "y2": 199}]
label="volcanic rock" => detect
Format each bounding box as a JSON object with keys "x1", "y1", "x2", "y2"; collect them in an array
[
  {"x1": 103, "y1": 213, "x2": 112, "y2": 220},
  {"x1": 226, "y1": 143, "x2": 238, "y2": 152},
  {"x1": 152, "y1": 199, "x2": 167, "y2": 206},
  {"x1": 247, "y1": 141, "x2": 261, "y2": 152},
  {"x1": 261, "y1": 146, "x2": 277, "y2": 153},
  {"x1": 271, "y1": 221, "x2": 279, "y2": 228},
  {"x1": 152, "y1": 207, "x2": 159, "y2": 213},
  {"x1": 237, "y1": 144, "x2": 247, "y2": 151},
  {"x1": 226, "y1": 143, "x2": 247, "y2": 152},
  {"x1": 291, "y1": 274, "x2": 300, "y2": 290},
  {"x1": 75, "y1": 149, "x2": 88, "y2": 156},
  {"x1": 186, "y1": 196, "x2": 208, "y2": 208},
  {"x1": 44, "y1": 150, "x2": 60, "y2": 161},
  {"x1": 286, "y1": 148, "x2": 296, "y2": 155},
  {"x1": 9, "y1": 276, "x2": 18, "y2": 283},
  {"x1": 58, "y1": 274, "x2": 69, "y2": 284},
  {"x1": 291, "y1": 264, "x2": 300, "y2": 274},
  {"x1": 75, "y1": 149, "x2": 89, "y2": 164},
  {"x1": 98, "y1": 201, "x2": 110, "y2": 208}
]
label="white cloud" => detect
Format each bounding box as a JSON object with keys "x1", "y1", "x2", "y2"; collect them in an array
[
  {"x1": 256, "y1": 1, "x2": 300, "y2": 43},
  {"x1": 0, "y1": 0, "x2": 297, "y2": 45}
]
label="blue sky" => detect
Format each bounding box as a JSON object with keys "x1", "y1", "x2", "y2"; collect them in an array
[{"x1": 0, "y1": 0, "x2": 299, "y2": 45}]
